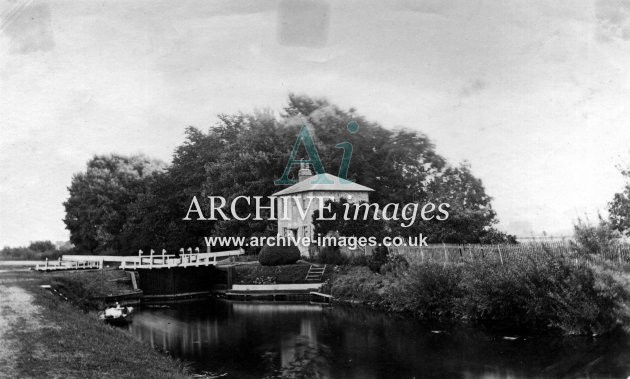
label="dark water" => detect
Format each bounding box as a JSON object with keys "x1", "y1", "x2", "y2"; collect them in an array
[{"x1": 127, "y1": 299, "x2": 630, "y2": 378}]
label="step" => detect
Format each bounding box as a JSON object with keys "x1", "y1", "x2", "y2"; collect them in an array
[{"x1": 305, "y1": 265, "x2": 326, "y2": 281}]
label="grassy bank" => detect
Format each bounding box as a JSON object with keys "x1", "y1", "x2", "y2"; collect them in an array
[
  {"x1": 44, "y1": 269, "x2": 137, "y2": 310},
  {"x1": 0, "y1": 278, "x2": 190, "y2": 379},
  {"x1": 328, "y1": 255, "x2": 630, "y2": 336}
]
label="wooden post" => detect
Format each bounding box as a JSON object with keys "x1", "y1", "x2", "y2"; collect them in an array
[{"x1": 497, "y1": 244, "x2": 504, "y2": 265}]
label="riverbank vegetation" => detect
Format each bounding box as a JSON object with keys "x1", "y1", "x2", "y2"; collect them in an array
[
  {"x1": 310, "y1": 170, "x2": 630, "y2": 336},
  {"x1": 319, "y1": 227, "x2": 630, "y2": 336},
  {"x1": 329, "y1": 253, "x2": 628, "y2": 336},
  {"x1": 46, "y1": 269, "x2": 136, "y2": 311}
]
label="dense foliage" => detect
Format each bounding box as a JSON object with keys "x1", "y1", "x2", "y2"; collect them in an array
[
  {"x1": 331, "y1": 256, "x2": 628, "y2": 335},
  {"x1": 63, "y1": 155, "x2": 165, "y2": 254},
  {"x1": 571, "y1": 216, "x2": 621, "y2": 257},
  {"x1": 64, "y1": 95, "x2": 512, "y2": 254},
  {"x1": 609, "y1": 167, "x2": 630, "y2": 235},
  {"x1": 0, "y1": 240, "x2": 66, "y2": 261},
  {"x1": 258, "y1": 244, "x2": 301, "y2": 266},
  {"x1": 316, "y1": 246, "x2": 346, "y2": 265},
  {"x1": 311, "y1": 168, "x2": 515, "y2": 244}
]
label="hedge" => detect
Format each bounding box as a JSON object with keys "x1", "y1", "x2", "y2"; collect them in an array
[{"x1": 258, "y1": 244, "x2": 301, "y2": 266}]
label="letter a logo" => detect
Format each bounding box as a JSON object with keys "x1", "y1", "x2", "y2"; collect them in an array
[{"x1": 275, "y1": 125, "x2": 331, "y2": 185}]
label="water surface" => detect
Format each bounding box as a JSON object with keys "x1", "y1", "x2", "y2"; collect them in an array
[{"x1": 127, "y1": 299, "x2": 630, "y2": 378}]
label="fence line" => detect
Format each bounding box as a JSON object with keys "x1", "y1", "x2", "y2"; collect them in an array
[{"x1": 337, "y1": 241, "x2": 630, "y2": 266}]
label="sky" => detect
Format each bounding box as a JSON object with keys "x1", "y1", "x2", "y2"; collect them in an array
[{"x1": 1, "y1": 0, "x2": 630, "y2": 246}]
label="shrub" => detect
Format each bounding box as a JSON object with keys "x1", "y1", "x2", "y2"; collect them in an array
[
  {"x1": 525, "y1": 258, "x2": 627, "y2": 335},
  {"x1": 317, "y1": 246, "x2": 346, "y2": 265},
  {"x1": 387, "y1": 262, "x2": 462, "y2": 320},
  {"x1": 380, "y1": 254, "x2": 409, "y2": 275},
  {"x1": 346, "y1": 253, "x2": 369, "y2": 267},
  {"x1": 458, "y1": 260, "x2": 539, "y2": 329},
  {"x1": 571, "y1": 216, "x2": 620, "y2": 257},
  {"x1": 258, "y1": 244, "x2": 301, "y2": 266},
  {"x1": 457, "y1": 256, "x2": 628, "y2": 334},
  {"x1": 330, "y1": 266, "x2": 388, "y2": 304},
  {"x1": 367, "y1": 246, "x2": 389, "y2": 272}
]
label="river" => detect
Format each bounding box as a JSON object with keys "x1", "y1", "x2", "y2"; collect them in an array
[{"x1": 126, "y1": 299, "x2": 630, "y2": 378}]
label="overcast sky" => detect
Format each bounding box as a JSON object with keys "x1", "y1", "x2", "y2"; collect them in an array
[{"x1": 1, "y1": 0, "x2": 630, "y2": 246}]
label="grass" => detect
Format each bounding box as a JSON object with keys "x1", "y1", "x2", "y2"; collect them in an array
[
  {"x1": 43, "y1": 269, "x2": 136, "y2": 310},
  {"x1": 2, "y1": 278, "x2": 190, "y2": 378}
]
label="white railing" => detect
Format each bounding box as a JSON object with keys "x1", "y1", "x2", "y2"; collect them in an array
[
  {"x1": 35, "y1": 248, "x2": 245, "y2": 271},
  {"x1": 35, "y1": 258, "x2": 103, "y2": 271},
  {"x1": 118, "y1": 248, "x2": 245, "y2": 270}
]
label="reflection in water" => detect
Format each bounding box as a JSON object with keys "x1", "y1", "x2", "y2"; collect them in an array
[{"x1": 127, "y1": 299, "x2": 630, "y2": 378}]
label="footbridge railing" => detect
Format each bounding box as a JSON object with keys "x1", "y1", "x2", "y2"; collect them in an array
[{"x1": 62, "y1": 248, "x2": 245, "y2": 270}]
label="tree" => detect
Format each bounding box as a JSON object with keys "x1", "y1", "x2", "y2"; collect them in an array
[
  {"x1": 571, "y1": 215, "x2": 620, "y2": 256},
  {"x1": 101, "y1": 94, "x2": 510, "y2": 252},
  {"x1": 63, "y1": 154, "x2": 165, "y2": 254},
  {"x1": 312, "y1": 165, "x2": 513, "y2": 244},
  {"x1": 282, "y1": 95, "x2": 446, "y2": 205},
  {"x1": 119, "y1": 126, "x2": 222, "y2": 253},
  {"x1": 412, "y1": 163, "x2": 504, "y2": 243},
  {"x1": 609, "y1": 168, "x2": 630, "y2": 235},
  {"x1": 28, "y1": 240, "x2": 56, "y2": 252}
]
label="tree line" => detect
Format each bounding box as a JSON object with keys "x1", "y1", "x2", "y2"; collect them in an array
[{"x1": 63, "y1": 94, "x2": 515, "y2": 255}]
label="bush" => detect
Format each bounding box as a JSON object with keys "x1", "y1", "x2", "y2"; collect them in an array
[
  {"x1": 458, "y1": 257, "x2": 628, "y2": 334},
  {"x1": 367, "y1": 246, "x2": 389, "y2": 272},
  {"x1": 458, "y1": 260, "x2": 540, "y2": 329},
  {"x1": 346, "y1": 253, "x2": 369, "y2": 267},
  {"x1": 571, "y1": 216, "x2": 620, "y2": 256},
  {"x1": 258, "y1": 244, "x2": 301, "y2": 266},
  {"x1": 380, "y1": 254, "x2": 409, "y2": 275},
  {"x1": 387, "y1": 262, "x2": 462, "y2": 320},
  {"x1": 330, "y1": 266, "x2": 389, "y2": 304},
  {"x1": 317, "y1": 246, "x2": 346, "y2": 265}
]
